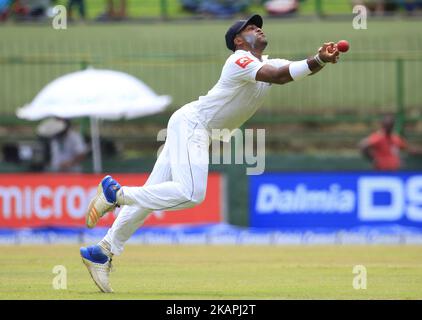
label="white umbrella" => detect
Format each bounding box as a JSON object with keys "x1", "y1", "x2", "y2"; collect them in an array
[{"x1": 16, "y1": 68, "x2": 172, "y2": 172}]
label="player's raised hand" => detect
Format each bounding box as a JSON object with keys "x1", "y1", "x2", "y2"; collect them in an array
[{"x1": 318, "y1": 42, "x2": 340, "y2": 64}]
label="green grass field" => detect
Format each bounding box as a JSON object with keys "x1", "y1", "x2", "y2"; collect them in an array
[{"x1": 1, "y1": 244, "x2": 421, "y2": 299}]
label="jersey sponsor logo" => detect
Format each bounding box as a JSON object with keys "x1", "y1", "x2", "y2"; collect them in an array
[{"x1": 235, "y1": 56, "x2": 254, "y2": 68}]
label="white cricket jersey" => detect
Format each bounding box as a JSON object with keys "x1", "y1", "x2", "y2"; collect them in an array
[{"x1": 181, "y1": 49, "x2": 290, "y2": 141}]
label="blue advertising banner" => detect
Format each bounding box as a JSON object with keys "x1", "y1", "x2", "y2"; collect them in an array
[{"x1": 249, "y1": 172, "x2": 422, "y2": 229}]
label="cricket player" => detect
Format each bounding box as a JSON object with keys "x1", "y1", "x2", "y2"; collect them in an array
[{"x1": 80, "y1": 14, "x2": 341, "y2": 293}]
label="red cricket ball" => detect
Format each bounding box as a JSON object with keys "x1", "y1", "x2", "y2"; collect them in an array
[{"x1": 337, "y1": 40, "x2": 349, "y2": 53}]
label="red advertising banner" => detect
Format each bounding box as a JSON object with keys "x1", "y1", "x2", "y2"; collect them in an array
[{"x1": 0, "y1": 173, "x2": 223, "y2": 228}]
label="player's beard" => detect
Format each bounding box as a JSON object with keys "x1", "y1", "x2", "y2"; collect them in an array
[{"x1": 243, "y1": 34, "x2": 267, "y2": 51}]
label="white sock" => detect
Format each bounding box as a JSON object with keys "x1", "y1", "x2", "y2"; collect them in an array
[
  {"x1": 98, "y1": 239, "x2": 113, "y2": 258},
  {"x1": 116, "y1": 188, "x2": 126, "y2": 206}
]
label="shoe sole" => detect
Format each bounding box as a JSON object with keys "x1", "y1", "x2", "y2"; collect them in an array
[
  {"x1": 81, "y1": 257, "x2": 113, "y2": 293},
  {"x1": 85, "y1": 183, "x2": 114, "y2": 229},
  {"x1": 85, "y1": 184, "x2": 102, "y2": 229}
]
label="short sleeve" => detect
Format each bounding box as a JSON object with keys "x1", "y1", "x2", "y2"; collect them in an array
[{"x1": 224, "y1": 52, "x2": 265, "y2": 83}]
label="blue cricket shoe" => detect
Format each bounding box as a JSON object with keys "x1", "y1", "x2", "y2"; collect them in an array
[
  {"x1": 85, "y1": 175, "x2": 121, "y2": 229},
  {"x1": 80, "y1": 245, "x2": 113, "y2": 293}
]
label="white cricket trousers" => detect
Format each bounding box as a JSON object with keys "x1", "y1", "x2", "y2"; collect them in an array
[{"x1": 103, "y1": 108, "x2": 210, "y2": 255}]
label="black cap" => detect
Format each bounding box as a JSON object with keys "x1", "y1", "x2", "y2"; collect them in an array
[{"x1": 225, "y1": 14, "x2": 263, "y2": 52}]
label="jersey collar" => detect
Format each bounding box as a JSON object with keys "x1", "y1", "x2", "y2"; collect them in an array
[{"x1": 235, "y1": 50, "x2": 269, "y2": 62}]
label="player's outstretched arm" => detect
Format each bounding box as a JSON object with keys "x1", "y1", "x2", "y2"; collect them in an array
[
  {"x1": 256, "y1": 42, "x2": 340, "y2": 85},
  {"x1": 309, "y1": 42, "x2": 340, "y2": 75}
]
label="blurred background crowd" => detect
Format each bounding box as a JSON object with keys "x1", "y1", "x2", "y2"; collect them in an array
[{"x1": 1, "y1": 0, "x2": 422, "y2": 22}]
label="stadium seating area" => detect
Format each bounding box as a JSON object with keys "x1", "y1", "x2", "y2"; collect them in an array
[{"x1": 1, "y1": 0, "x2": 422, "y2": 22}]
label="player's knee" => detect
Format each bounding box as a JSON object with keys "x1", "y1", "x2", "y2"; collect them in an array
[
  {"x1": 183, "y1": 187, "x2": 206, "y2": 207},
  {"x1": 178, "y1": 182, "x2": 206, "y2": 207},
  {"x1": 190, "y1": 186, "x2": 206, "y2": 206},
  {"x1": 190, "y1": 194, "x2": 205, "y2": 206}
]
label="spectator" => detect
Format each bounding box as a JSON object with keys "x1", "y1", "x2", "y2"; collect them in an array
[
  {"x1": 36, "y1": 117, "x2": 88, "y2": 173},
  {"x1": 358, "y1": 114, "x2": 422, "y2": 171},
  {"x1": 352, "y1": 0, "x2": 398, "y2": 15},
  {"x1": 67, "y1": 0, "x2": 86, "y2": 21},
  {"x1": 264, "y1": 0, "x2": 299, "y2": 16},
  {"x1": 198, "y1": 0, "x2": 251, "y2": 18},
  {"x1": 398, "y1": 0, "x2": 422, "y2": 14},
  {"x1": 19, "y1": 0, "x2": 51, "y2": 18},
  {"x1": 0, "y1": 0, "x2": 11, "y2": 21},
  {"x1": 6, "y1": 0, "x2": 30, "y2": 20},
  {"x1": 97, "y1": 0, "x2": 127, "y2": 21},
  {"x1": 181, "y1": 0, "x2": 202, "y2": 12}
]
